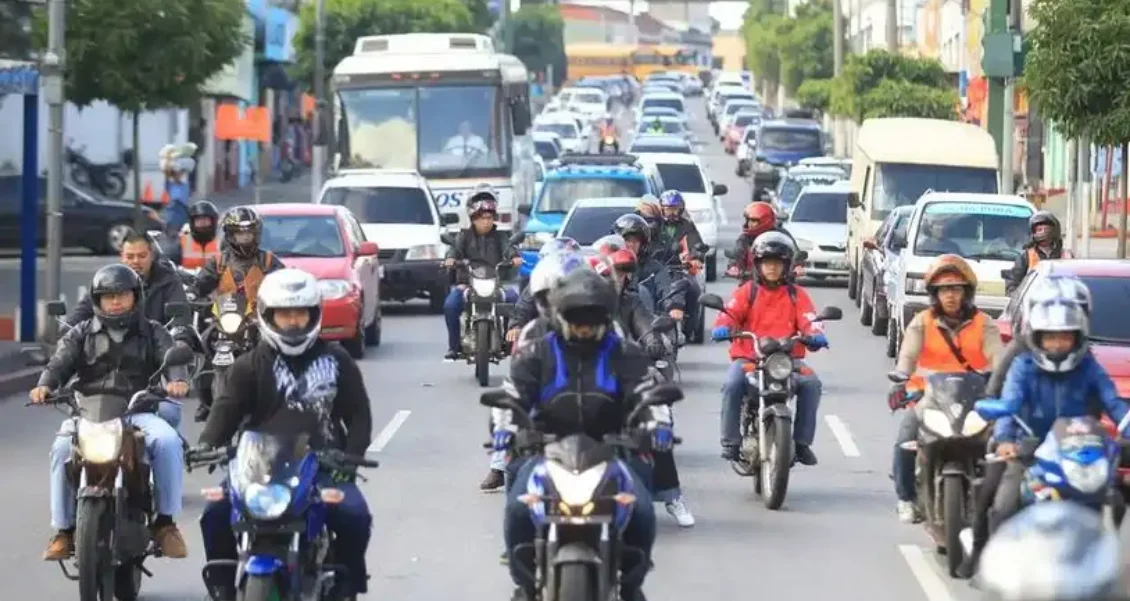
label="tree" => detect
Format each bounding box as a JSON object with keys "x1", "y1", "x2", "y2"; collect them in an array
[
  {"x1": 293, "y1": 0, "x2": 475, "y2": 90},
  {"x1": 830, "y1": 49, "x2": 954, "y2": 122},
  {"x1": 503, "y1": 5, "x2": 565, "y2": 85},
  {"x1": 462, "y1": 0, "x2": 494, "y2": 33},
  {"x1": 742, "y1": 0, "x2": 835, "y2": 101},
  {"x1": 796, "y1": 78, "x2": 834, "y2": 113},
  {"x1": 860, "y1": 79, "x2": 958, "y2": 119},
  {"x1": 0, "y1": 1, "x2": 35, "y2": 60}
]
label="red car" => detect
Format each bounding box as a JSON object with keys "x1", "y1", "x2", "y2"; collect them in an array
[
  {"x1": 255, "y1": 203, "x2": 383, "y2": 358},
  {"x1": 724, "y1": 124, "x2": 746, "y2": 154}
]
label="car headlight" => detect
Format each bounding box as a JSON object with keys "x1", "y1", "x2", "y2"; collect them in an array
[
  {"x1": 318, "y1": 279, "x2": 352, "y2": 300},
  {"x1": 689, "y1": 209, "x2": 714, "y2": 223},
  {"x1": 77, "y1": 418, "x2": 124, "y2": 464},
  {"x1": 1062, "y1": 459, "x2": 1110, "y2": 493},
  {"x1": 521, "y1": 232, "x2": 555, "y2": 250},
  {"x1": 961, "y1": 411, "x2": 989, "y2": 436},
  {"x1": 471, "y1": 277, "x2": 498, "y2": 298},
  {"x1": 794, "y1": 238, "x2": 814, "y2": 251},
  {"x1": 546, "y1": 461, "x2": 606, "y2": 506},
  {"x1": 219, "y1": 312, "x2": 243, "y2": 335},
  {"x1": 243, "y1": 482, "x2": 292, "y2": 519},
  {"x1": 922, "y1": 408, "x2": 955, "y2": 437},
  {"x1": 905, "y1": 275, "x2": 928, "y2": 295},
  {"x1": 763, "y1": 353, "x2": 793, "y2": 380},
  {"x1": 755, "y1": 161, "x2": 775, "y2": 172},
  {"x1": 405, "y1": 244, "x2": 441, "y2": 261}
]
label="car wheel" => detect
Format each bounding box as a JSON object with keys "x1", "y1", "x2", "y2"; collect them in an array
[
  {"x1": 870, "y1": 291, "x2": 888, "y2": 336},
  {"x1": 847, "y1": 263, "x2": 859, "y2": 301},
  {"x1": 705, "y1": 255, "x2": 717, "y2": 282},
  {"x1": 344, "y1": 321, "x2": 365, "y2": 359},
  {"x1": 885, "y1": 312, "x2": 899, "y2": 358},
  {"x1": 364, "y1": 311, "x2": 381, "y2": 348},
  {"x1": 859, "y1": 287, "x2": 873, "y2": 326},
  {"x1": 103, "y1": 222, "x2": 133, "y2": 255}
]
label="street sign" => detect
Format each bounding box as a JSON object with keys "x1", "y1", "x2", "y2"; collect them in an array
[{"x1": 0, "y1": 59, "x2": 38, "y2": 95}]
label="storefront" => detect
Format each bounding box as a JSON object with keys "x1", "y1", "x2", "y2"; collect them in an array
[{"x1": 200, "y1": 13, "x2": 257, "y2": 193}]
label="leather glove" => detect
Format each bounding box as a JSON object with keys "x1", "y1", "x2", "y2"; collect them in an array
[
  {"x1": 887, "y1": 383, "x2": 907, "y2": 412},
  {"x1": 492, "y1": 427, "x2": 516, "y2": 452},
  {"x1": 805, "y1": 333, "x2": 829, "y2": 350},
  {"x1": 650, "y1": 423, "x2": 675, "y2": 452},
  {"x1": 711, "y1": 326, "x2": 730, "y2": 341}
]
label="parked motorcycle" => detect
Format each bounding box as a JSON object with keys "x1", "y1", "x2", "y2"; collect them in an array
[
  {"x1": 701, "y1": 293, "x2": 842, "y2": 509},
  {"x1": 187, "y1": 433, "x2": 379, "y2": 601},
  {"x1": 479, "y1": 381, "x2": 683, "y2": 601},
  {"x1": 67, "y1": 143, "x2": 131, "y2": 199},
  {"x1": 33, "y1": 344, "x2": 194, "y2": 601}
]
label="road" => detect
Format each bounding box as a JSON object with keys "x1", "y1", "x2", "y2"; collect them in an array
[{"x1": 0, "y1": 101, "x2": 1019, "y2": 601}]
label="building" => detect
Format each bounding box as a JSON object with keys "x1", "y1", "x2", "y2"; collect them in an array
[
  {"x1": 844, "y1": 0, "x2": 918, "y2": 54},
  {"x1": 559, "y1": 4, "x2": 638, "y2": 44}
]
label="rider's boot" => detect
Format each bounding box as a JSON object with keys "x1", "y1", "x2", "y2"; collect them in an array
[
  {"x1": 152, "y1": 517, "x2": 188, "y2": 558},
  {"x1": 794, "y1": 443, "x2": 818, "y2": 466},
  {"x1": 480, "y1": 469, "x2": 505, "y2": 492},
  {"x1": 43, "y1": 529, "x2": 74, "y2": 560},
  {"x1": 720, "y1": 445, "x2": 740, "y2": 461}
]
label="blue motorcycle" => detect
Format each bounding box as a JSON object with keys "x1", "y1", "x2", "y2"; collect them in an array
[{"x1": 187, "y1": 431, "x2": 379, "y2": 601}]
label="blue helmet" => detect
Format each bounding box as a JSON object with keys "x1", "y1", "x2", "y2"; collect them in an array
[{"x1": 658, "y1": 190, "x2": 685, "y2": 222}]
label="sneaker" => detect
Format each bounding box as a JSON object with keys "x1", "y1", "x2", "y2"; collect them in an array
[
  {"x1": 444, "y1": 350, "x2": 459, "y2": 362},
  {"x1": 480, "y1": 469, "x2": 505, "y2": 492},
  {"x1": 194, "y1": 404, "x2": 211, "y2": 423},
  {"x1": 153, "y1": 523, "x2": 188, "y2": 558},
  {"x1": 897, "y1": 500, "x2": 921, "y2": 524},
  {"x1": 665, "y1": 497, "x2": 695, "y2": 528},
  {"x1": 43, "y1": 531, "x2": 74, "y2": 561},
  {"x1": 720, "y1": 445, "x2": 740, "y2": 461},
  {"x1": 794, "y1": 444, "x2": 818, "y2": 466}
]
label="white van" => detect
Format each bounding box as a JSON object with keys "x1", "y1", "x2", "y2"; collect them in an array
[
  {"x1": 845, "y1": 118, "x2": 1000, "y2": 305},
  {"x1": 885, "y1": 192, "x2": 1034, "y2": 351}
]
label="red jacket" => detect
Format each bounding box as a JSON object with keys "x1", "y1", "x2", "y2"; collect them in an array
[{"x1": 713, "y1": 282, "x2": 822, "y2": 361}]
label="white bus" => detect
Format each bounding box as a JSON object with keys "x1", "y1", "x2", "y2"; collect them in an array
[{"x1": 331, "y1": 33, "x2": 535, "y2": 230}]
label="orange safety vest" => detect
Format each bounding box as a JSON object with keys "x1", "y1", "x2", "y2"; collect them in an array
[
  {"x1": 216, "y1": 251, "x2": 275, "y2": 307},
  {"x1": 1026, "y1": 246, "x2": 1072, "y2": 273},
  {"x1": 179, "y1": 234, "x2": 220, "y2": 269},
  {"x1": 907, "y1": 310, "x2": 991, "y2": 393}
]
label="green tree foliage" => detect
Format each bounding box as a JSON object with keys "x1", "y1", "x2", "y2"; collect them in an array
[
  {"x1": 796, "y1": 78, "x2": 834, "y2": 112},
  {"x1": 1022, "y1": 0, "x2": 1130, "y2": 145},
  {"x1": 742, "y1": 0, "x2": 834, "y2": 97},
  {"x1": 462, "y1": 0, "x2": 494, "y2": 33},
  {"x1": 830, "y1": 49, "x2": 955, "y2": 121},
  {"x1": 0, "y1": 1, "x2": 35, "y2": 60},
  {"x1": 503, "y1": 5, "x2": 565, "y2": 86},
  {"x1": 859, "y1": 79, "x2": 958, "y2": 119},
  {"x1": 293, "y1": 0, "x2": 475, "y2": 89}
]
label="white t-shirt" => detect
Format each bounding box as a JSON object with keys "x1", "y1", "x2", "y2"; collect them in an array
[{"x1": 443, "y1": 134, "x2": 489, "y2": 157}]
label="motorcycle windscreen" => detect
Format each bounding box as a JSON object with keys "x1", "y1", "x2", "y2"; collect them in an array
[
  {"x1": 923, "y1": 372, "x2": 986, "y2": 408},
  {"x1": 545, "y1": 433, "x2": 616, "y2": 472},
  {"x1": 468, "y1": 261, "x2": 498, "y2": 279},
  {"x1": 213, "y1": 292, "x2": 249, "y2": 317},
  {"x1": 1050, "y1": 417, "x2": 1107, "y2": 456},
  {"x1": 541, "y1": 392, "x2": 622, "y2": 440},
  {"x1": 76, "y1": 392, "x2": 130, "y2": 422},
  {"x1": 231, "y1": 430, "x2": 312, "y2": 495}
]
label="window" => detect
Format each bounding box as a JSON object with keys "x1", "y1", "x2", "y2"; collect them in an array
[
  {"x1": 791, "y1": 192, "x2": 848, "y2": 223},
  {"x1": 724, "y1": 102, "x2": 756, "y2": 116},
  {"x1": 733, "y1": 114, "x2": 759, "y2": 129},
  {"x1": 337, "y1": 88, "x2": 417, "y2": 170},
  {"x1": 654, "y1": 163, "x2": 706, "y2": 193},
  {"x1": 343, "y1": 213, "x2": 367, "y2": 246},
  {"x1": 537, "y1": 178, "x2": 647, "y2": 213},
  {"x1": 759, "y1": 128, "x2": 822, "y2": 153},
  {"x1": 871, "y1": 162, "x2": 999, "y2": 220},
  {"x1": 321, "y1": 186, "x2": 436, "y2": 225},
  {"x1": 629, "y1": 140, "x2": 692, "y2": 154},
  {"x1": 1078, "y1": 277, "x2": 1130, "y2": 343},
  {"x1": 887, "y1": 212, "x2": 910, "y2": 248},
  {"x1": 575, "y1": 91, "x2": 604, "y2": 104},
  {"x1": 560, "y1": 206, "x2": 635, "y2": 244},
  {"x1": 638, "y1": 120, "x2": 685, "y2": 135},
  {"x1": 640, "y1": 97, "x2": 685, "y2": 113},
  {"x1": 260, "y1": 215, "x2": 345, "y2": 258},
  {"x1": 913, "y1": 201, "x2": 1032, "y2": 260},
  {"x1": 534, "y1": 122, "x2": 578, "y2": 139},
  {"x1": 534, "y1": 140, "x2": 559, "y2": 161}
]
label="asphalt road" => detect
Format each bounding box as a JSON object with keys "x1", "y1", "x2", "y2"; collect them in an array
[{"x1": 0, "y1": 100, "x2": 1012, "y2": 601}]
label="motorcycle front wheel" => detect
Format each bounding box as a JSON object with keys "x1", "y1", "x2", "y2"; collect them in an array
[
  {"x1": 75, "y1": 497, "x2": 115, "y2": 601},
  {"x1": 761, "y1": 417, "x2": 793, "y2": 510},
  {"x1": 239, "y1": 574, "x2": 282, "y2": 601},
  {"x1": 474, "y1": 320, "x2": 491, "y2": 387},
  {"x1": 555, "y1": 563, "x2": 598, "y2": 601},
  {"x1": 942, "y1": 474, "x2": 966, "y2": 577}
]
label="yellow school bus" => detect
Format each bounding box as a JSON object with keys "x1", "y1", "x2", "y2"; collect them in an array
[
  {"x1": 631, "y1": 44, "x2": 700, "y2": 79},
  {"x1": 565, "y1": 44, "x2": 634, "y2": 81}
]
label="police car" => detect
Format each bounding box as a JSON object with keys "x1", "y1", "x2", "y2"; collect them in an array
[{"x1": 516, "y1": 154, "x2": 665, "y2": 278}]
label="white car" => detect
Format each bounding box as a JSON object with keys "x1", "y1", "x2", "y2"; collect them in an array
[
  {"x1": 635, "y1": 92, "x2": 687, "y2": 125},
  {"x1": 735, "y1": 127, "x2": 758, "y2": 176},
  {"x1": 316, "y1": 169, "x2": 457, "y2": 312},
  {"x1": 635, "y1": 152, "x2": 727, "y2": 281},
  {"x1": 566, "y1": 87, "x2": 608, "y2": 122},
  {"x1": 533, "y1": 117, "x2": 585, "y2": 154},
  {"x1": 783, "y1": 181, "x2": 851, "y2": 279},
  {"x1": 717, "y1": 100, "x2": 760, "y2": 135},
  {"x1": 798, "y1": 156, "x2": 849, "y2": 178},
  {"x1": 707, "y1": 81, "x2": 748, "y2": 119}
]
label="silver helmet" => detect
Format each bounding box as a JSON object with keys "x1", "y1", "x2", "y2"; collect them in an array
[{"x1": 256, "y1": 268, "x2": 323, "y2": 356}]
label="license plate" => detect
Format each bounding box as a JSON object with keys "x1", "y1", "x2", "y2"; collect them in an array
[
  {"x1": 213, "y1": 352, "x2": 234, "y2": 366},
  {"x1": 829, "y1": 260, "x2": 848, "y2": 270}
]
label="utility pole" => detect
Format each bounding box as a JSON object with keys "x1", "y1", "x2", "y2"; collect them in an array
[
  {"x1": 43, "y1": 0, "x2": 65, "y2": 340},
  {"x1": 310, "y1": 0, "x2": 327, "y2": 201},
  {"x1": 1000, "y1": 0, "x2": 1022, "y2": 194},
  {"x1": 885, "y1": 0, "x2": 898, "y2": 51},
  {"x1": 833, "y1": 0, "x2": 845, "y2": 156}
]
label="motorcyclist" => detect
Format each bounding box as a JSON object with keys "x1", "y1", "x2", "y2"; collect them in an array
[
  {"x1": 725, "y1": 201, "x2": 799, "y2": 279},
  {"x1": 635, "y1": 196, "x2": 663, "y2": 240},
  {"x1": 711, "y1": 231, "x2": 827, "y2": 464},
  {"x1": 441, "y1": 189, "x2": 521, "y2": 361},
  {"x1": 599, "y1": 114, "x2": 618, "y2": 152},
  {"x1": 31, "y1": 264, "x2": 190, "y2": 561},
  {"x1": 505, "y1": 237, "x2": 580, "y2": 344},
  {"x1": 653, "y1": 190, "x2": 706, "y2": 337},
  {"x1": 1005, "y1": 211, "x2": 1073, "y2": 294},
  {"x1": 646, "y1": 116, "x2": 665, "y2": 134},
  {"x1": 180, "y1": 200, "x2": 221, "y2": 269},
  {"x1": 195, "y1": 269, "x2": 374, "y2": 601},
  {"x1": 499, "y1": 267, "x2": 669, "y2": 601},
  {"x1": 191, "y1": 206, "x2": 286, "y2": 421},
  {"x1": 612, "y1": 213, "x2": 681, "y2": 317},
  {"x1": 889, "y1": 254, "x2": 1002, "y2": 523}
]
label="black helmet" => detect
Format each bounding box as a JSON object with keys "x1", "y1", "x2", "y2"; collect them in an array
[
  {"x1": 221, "y1": 206, "x2": 262, "y2": 259},
  {"x1": 612, "y1": 213, "x2": 651, "y2": 249},
  {"x1": 90, "y1": 264, "x2": 143, "y2": 330},
  {"x1": 188, "y1": 200, "x2": 219, "y2": 244},
  {"x1": 751, "y1": 231, "x2": 796, "y2": 285},
  {"x1": 1029, "y1": 210, "x2": 1061, "y2": 244},
  {"x1": 548, "y1": 268, "x2": 617, "y2": 344}
]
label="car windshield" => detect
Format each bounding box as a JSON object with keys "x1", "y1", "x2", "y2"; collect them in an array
[
  {"x1": 759, "y1": 127, "x2": 821, "y2": 152},
  {"x1": 320, "y1": 186, "x2": 434, "y2": 225},
  {"x1": 725, "y1": 102, "x2": 757, "y2": 116},
  {"x1": 535, "y1": 122, "x2": 578, "y2": 139},
  {"x1": 639, "y1": 120, "x2": 684, "y2": 135},
  {"x1": 913, "y1": 202, "x2": 1032, "y2": 260},
  {"x1": 733, "y1": 114, "x2": 759, "y2": 129},
  {"x1": 574, "y1": 91, "x2": 604, "y2": 104},
  {"x1": 777, "y1": 175, "x2": 841, "y2": 208},
  {"x1": 872, "y1": 162, "x2": 1000, "y2": 219},
  {"x1": 630, "y1": 140, "x2": 691, "y2": 154},
  {"x1": 643, "y1": 108, "x2": 677, "y2": 118},
  {"x1": 534, "y1": 140, "x2": 559, "y2": 161},
  {"x1": 655, "y1": 163, "x2": 706, "y2": 193},
  {"x1": 1074, "y1": 277, "x2": 1130, "y2": 343},
  {"x1": 538, "y1": 179, "x2": 647, "y2": 213},
  {"x1": 791, "y1": 192, "x2": 848, "y2": 223},
  {"x1": 560, "y1": 206, "x2": 635, "y2": 244},
  {"x1": 641, "y1": 97, "x2": 684, "y2": 113},
  {"x1": 260, "y1": 215, "x2": 345, "y2": 258}
]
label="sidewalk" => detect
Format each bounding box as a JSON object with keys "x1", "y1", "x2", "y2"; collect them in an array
[{"x1": 209, "y1": 172, "x2": 315, "y2": 209}]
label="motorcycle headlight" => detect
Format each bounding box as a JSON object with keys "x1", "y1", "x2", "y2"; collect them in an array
[
  {"x1": 520, "y1": 232, "x2": 555, "y2": 250},
  {"x1": 318, "y1": 279, "x2": 352, "y2": 300},
  {"x1": 1063, "y1": 460, "x2": 1110, "y2": 494},
  {"x1": 961, "y1": 412, "x2": 989, "y2": 436},
  {"x1": 77, "y1": 418, "x2": 124, "y2": 464},
  {"x1": 405, "y1": 244, "x2": 441, "y2": 261},
  {"x1": 905, "y1": 275, "x2": 928, "y2": 295},
  {"x1": 546, "y1": 461, "x2": 607, "y2": 506},
  {"x1": 763, "y1": 353, "x2": 793, "y2": 380},
  {"x1": 219, "y1": 312, "x2": 243, "y2": 335},
  {"x1": 922, "y1": 408, "x2": 955, "y2": 437},
  {"x1": 471, "y1": 277, "x2": 498, "y2": 298},
  {"x1": 689, "y1": 209, "x2": 714, "y2": 223},
  {"x1": 243, "y1": 482, "x2": 292, "y2": 519}
]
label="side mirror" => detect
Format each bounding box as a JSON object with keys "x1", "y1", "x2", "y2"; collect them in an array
[
  {"x1": 440, "y1": 233, "x2": 456, "y2": 247},
  {"x1": 511, "y1": 99, "x2": 532, "y2": 135},
  {"x1": 357, "y1": 241, "x2": 379, "y2": 257},
  {"x1": 441, "y1": 213, "x2": 460, "y2": 226},
  {"x1": 816, "y1": 306, "x2": 843, "y2": 321},
  {"x1": 999, "y1": 269, "x2": 1011, "y2": 281},
  {"x1": 795, "y1": 250, "x2": 809, "y2": 263},
  {"x1": 887, "y1": 370, "x2": 910, "y2": 384},
  {"x1": 46, "y1": 300, "x2": 67, "y2": 317},
  {"x1": 699, "y1": 293, "x2": 726, "y2": 311},
  {"x1": 846, "y1": 191, "x2": 860, "y2": 209},
  {"x1": 651, "y1": 315, "x2": 677, "y2": 333},
  {"x1": 862, "y1": 237, "x2": 877, "y2": 251},
  {"x1": 517, "y1": 204, "x2": 532, "y2": 216},
  {"x1": 975, "y1": 399, "x2": 1012, "y2": 421},
  {"x1": 712, "y1": 183, "x2": 728, "y2": 196},
  {"x1": 163, "y1": 344, "x2": 195, "y2": 367},
  {"x1": 166, "y1": 301, "x2": 191, "y2": 318}
]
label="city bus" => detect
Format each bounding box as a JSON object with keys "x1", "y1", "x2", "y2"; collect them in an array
[
  {"x1": 631, "y1": 44, "x2": 700, "y2": 79},
  {"x1": 564, "y1": 43, "x2": 634, "y2": 81},
  {"x1": 331, "y1": 33, "x2": 535, "y2": 230}
]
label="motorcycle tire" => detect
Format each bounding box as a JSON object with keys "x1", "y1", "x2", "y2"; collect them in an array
[
  {"x1": 942, "y1": 475, "x2": 965, "y2": 577},
  {"x1": 75, "y1": 497, "x2": 115, "y2": 601},
  {"x1": 239, "y1": 574, "x2": 281, "y2": 601},
  {"x1": 475, "y1": 321, "x2": 491, "y2": 387},
  {"x1": 71, "y1": 165, "x2": 92, "y2": 188},
  {"x1": 555, "y1": 562, "x2": 598, "y2": 601},
  {"x1": 114, "y1": 561, "x2": 143, "y2": 601},
  {"x1": 102, "y1": 172, "x2": 127, "y2": 198},
  {"x1": 761, "y1": 417, "x2": 793, "y2": 510}
]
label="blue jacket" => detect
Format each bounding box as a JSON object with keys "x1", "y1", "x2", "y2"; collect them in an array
[{"x1": 993, "y1": 350, "x2": 1130, "y2": 442}]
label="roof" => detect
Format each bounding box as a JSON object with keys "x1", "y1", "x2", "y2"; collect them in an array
[
  {"x1": 634, "y1": 14, "x2": 680, "y2": 36},
  {"x1": 761, "y1": 119, "x2": 822, "y2": 131},
  {"x1": 256, "y1": 203, "x2": 341, "y2": 216},
  {"x1": 1038, "y1": 260, "x2": 1130, "y2": 278},
  {"x1": 635, "y1": 152, "x2": 701, "y2": 166},
  {"x1": 629, "y1": 136, "x2": 691, "y2": 150},
  {"x1": 855, "y1": 118, "x2": 998, "y2": 167},
  {"x1": 917, "y1": 192, "x2": 1031, "y2": 207},
  {"x1": 323, "y1": 169, "x2": 426, "y2": 189},
  {"x1": 558, "y1": 4, "x2": 629, "y2": 23},
  {"x1": 799, "y1": 180, "x2": 853, "y2": 193},
  {"x1": 640, "y1": 91, "x2": 683, "y2": 100},
  {"x1": 570, "y1": 197, "x2": 642, "y2": 209},
  {"x1": 641, "y1": 106, "x2": 679, "y2": 113},
  {"x1": 787, "y1": 165, "x2": 846, "y2": 177},
  {"x1": 545, "y1": 160, "x2": 646, "y2": 180}
]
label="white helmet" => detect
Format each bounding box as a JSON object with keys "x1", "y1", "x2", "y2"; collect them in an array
[
  {"x1": 1025, "y1": 274, "x2": 1092, "y2": 316},
  {"x1": 1024, "y1": 297, "x2": 1089, "y2": 373},
  {"x1": 256, "y1": 268, "x2": 323, "y2": 356},
  {"x1": 529, "y1": 252, "x2": 589, "y2": 314}
]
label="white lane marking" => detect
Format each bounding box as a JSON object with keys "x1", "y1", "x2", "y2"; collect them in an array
[
  {"x1": 367, "y1": 410, "x2": 411, "y2": 453},
  {"x1": 898, "y1": 545, "x2": 957, "y2": 601},
  {"x1": 824, "y1": 414, "x2": 861, "y2": 457}
]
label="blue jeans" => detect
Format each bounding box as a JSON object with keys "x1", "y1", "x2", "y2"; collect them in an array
[
  {"x1": 443, "y1": 285, "x2": 519, "y2": 352},
  {"x1": 893, "y1": 411, "x2": 919, "y2": 502},
  {"x1": 720, "y1": 359, "x2": 822, "y2": 448},
  {"x1": 504, "y1": 456, "x2": 656, "y2": 596},
  {"x1": 50, "y1": 411, "x2": 184, "y2": 529},
  {"x1": 162, "y1": 201, "x2": 190, "y2": 237},
  {"x1": 200, "y1": 475, "x2": 372, "y2": 595}
]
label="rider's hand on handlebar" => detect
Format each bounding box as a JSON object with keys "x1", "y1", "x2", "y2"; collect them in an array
[
  {"x1": 443, "y1": 258, "x2": 456, "y2": 268},
  {"x1": 506, "y1": 327, "x2": 520, "y2": 343},
  {"x1": 669, "y1": 308, "x2": 685, "y2": 321},
  {"x1": 711, "y1": 326, "x2": 730, "y2": 341},
  {"x1": 510, "y1": 256, "x2": 523, "y2": 267},
  {"x1": 165, "y1": 380, "x2": 190, "y2": 398},
  {"x1": 29, "y1": 386, "x2": 51, "y2": 404},
  {"x1": 995, "y1": 442, "x2": 1018, "y2": 459},
  {"x1": 805, "y1": 333, "x2": 829, "y2": 351}
]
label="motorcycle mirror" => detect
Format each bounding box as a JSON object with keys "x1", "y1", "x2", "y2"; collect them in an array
[
  {"x1": 999, "y1": 269, "x2": 1011, "y2": 281},
  {"x1": 163, "y1": 343, "x2": 195, "y2": 367},
  {"x1": 975, "y1": 399, "x2": 1012, "y2": 421},
  {"x1": 167, "y1": 301, "x2": 192, "y2": 318},
  {"x1": 795, "y1": 250, "x2": 809, "y2": 263},
  {"x1": 440, "y1": 233, "x2": 457, "y2": 247},
  {"x1": 651, "y1": 315, "x2": 677, "y2": 333},
  {"x1": 699, "y1": 293, "x2": 726, "y2": 311},
  {"x1": 46, "y1": 300, "x2": 67, "y2": 317},
  {"x1": 816, "y1": 306, "x2": 843, "y2": 321},
  {"x1": 887, "y1": 370, "x2": 910, "y2": 384}
]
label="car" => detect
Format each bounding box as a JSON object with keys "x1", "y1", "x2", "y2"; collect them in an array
[
  {"x1": 254, "y1": 203, "x2": 382, "y2": 358},
  {"x1": 0, "y1": 175, "x2": 163, "y2": 255},
  {"x1": 706, "y1": 80, "x2": 747, "y2": 120},
  {"x1": 749, "y1": 120, "x2": 827, "y2": 196},
  {"x1": 642, "y1": 83, "x2": 681, "y2": 96},
  {"x1": 857, "y1": 205, "x2": 914, "y2": 341},
  {"x1": 717, "y1": 99, "x2": 760, "y2": 136},
  {"x1": 724, "y1": 112, "x2": 762, "y2": 155},
  {"x1": 998, "y1": 260, "x2": 1130, "y2": 397},
  {"x1": 628, "y1": 135, "x2": 694, "y2": 155},
  {"x1": 884, "y1": 192, "x2": 1035, "y2": 356},
  {"x1": 640, "y1": 106, "x2": 687, "y2": 127},
  {"x1": 517, "y1": 154, "x2": 665, "y2": 276},
  {"x1": 532, "y1": 131, "x2": 563, "y2": 162},
  {"x1": 636, "y1": 115, "x2": 693, "y2": 142},
  {"x1": 798, "y1": 156, "x2": 850, "y2": 176},
  {"x1": 635, "y1": 152, "x2": 727, "y2": 281},
  {"x1": 678, "y1": 73, "x2": 704, "y2": 96},
  {"x1": 709, "y1": 89, "x2": 755, "y2": 129},
  {"x1": 533, "y1": 117, "x2": 585, "y2": 154},
  {"x1": 773, "y1": 166, "x2": 847, "y2": 213},
  {"x1": 557, "y1": 197, "x2": 641, "y2": 245},
  {"x1": 565, "y1": 87, "x2": 608, "y2": 122},
  {"x1": 783, "y1": 181, "x2": 850, "y2": 281},
  {"x1": 317, "y1": 169, "x2": 457, "y2": 315},
  {"x1": 635, "y1": 92, "x2": 687, "y2": 124},
  {"x1": 735, "y1": 126, "x2": 759, "y2": 176}
]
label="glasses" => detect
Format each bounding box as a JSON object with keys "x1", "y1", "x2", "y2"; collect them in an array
[{"x1": 934, "y1": 284, "x2": 967, "y2": 294}]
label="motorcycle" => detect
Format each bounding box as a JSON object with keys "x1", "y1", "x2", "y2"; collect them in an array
[
  {"x1": 700, "y1": 293, "x2": 842, "y2": 509},
  {"x1": 888, "y1": 371, "x2": 990, "y2": 577},
  {"x1": 657, "y1": 243, "x2": 710, "y2": 346},
  {"x1": 170, "y1": 292, "x2": 256, "y2": 420},
  {"x1": 66, "y1": 143, "x2": 130, "y2": 199},
  {"x1": 440, "y1": 236, "x2": 516, "y2": 387},
  {"x1": 479, "y1": 381, "x2": 683, "y2": 601},
  {"x1": 722, "y1": 248, "x2": 808, "y2": 282},
  {"x1": 33, "y1": 344, "x2": 194, "y2": 601},
  {"x1": 186, "y1": 433, "x2": 380, "y2": 601},
  {"x1": 598, "y1": 136, "x2": 619, "y2": 154}
]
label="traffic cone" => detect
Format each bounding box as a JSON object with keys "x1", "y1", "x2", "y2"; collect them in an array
[
  {"x1": 141, "y1": 182, "x2": 154, "y2": 202},
  {"x1": 159, "y1": 189, "x2": 170, "y2": 205}
]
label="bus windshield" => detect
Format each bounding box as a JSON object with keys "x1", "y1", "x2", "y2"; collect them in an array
[{"x1": 336, "y1": 84, "x2": 510, "y2": 179}]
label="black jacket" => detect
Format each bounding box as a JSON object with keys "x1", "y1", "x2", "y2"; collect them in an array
[
  {"x1": 38, "y1": 316, "x2": 187, "y2": 397},
  {"x1": 727, "y1": 226, "x2": 798, "y2": 272},
  {"x1": 509, "y1": 332, "x2": 651, "y2": 440},
  {"x1": 632, "y1": 257, "x2": 683, "y2": 311},
  {"x1": 67, "y1": 261, "x2": 192, "y2": 342},
  {"x1": 445, "y1": 226, "x2": 518, "y2": 285},
  {"x1": 650, "y1": 218, "x2": 705, "y2": 267},
  {"x1": 617, "y1": 291, "x2": 665, "y2": 359},
  {"x1": 199, "y1": 340, "x2": 373, "y2": 456},
  {"x1": 192, "y1": 248, "x2": 286, "y2": 298},
  {"x1": 1005, "y1": 242, "x2": 1065, "y2": 294},
  {"x1": 511, "y1": 285, "x2": 539, "y2": 329}
]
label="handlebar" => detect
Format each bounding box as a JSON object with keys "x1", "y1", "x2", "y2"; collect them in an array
[
  {"x1": 185, "y1": 446, "x2": 380, "y2": 472},
  {"x1": 482, "y1": 429, "x2": 682, "y2": 453}
]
